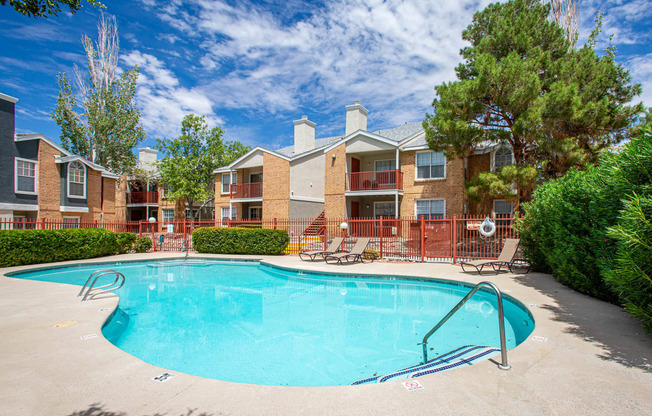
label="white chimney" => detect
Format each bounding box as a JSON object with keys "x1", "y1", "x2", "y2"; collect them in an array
[
  {"x1": 293, "y1": 115, "x2": 316, "y2": 154},
  {"x1": 138, "y1": 147, "x2": 158, "y2": 172},
  {"x1": 345, "y1": 100, "x2": 368, "y2": 136}
]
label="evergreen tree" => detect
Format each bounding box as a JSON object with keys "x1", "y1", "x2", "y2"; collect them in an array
[{"x1": 424, "y1": 0, "x2": 643, "y2": 208}]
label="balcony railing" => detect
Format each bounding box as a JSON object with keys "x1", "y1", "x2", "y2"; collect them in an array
[
  {"x1": 346, "y1": 170, "x2": 403, "y2": 191},
  {"x1": 126, "y1": 191, "x2": 159, "y2": 204},
  {"x1": 230, "y1": 182, "x2": 263, "y2": 199}
]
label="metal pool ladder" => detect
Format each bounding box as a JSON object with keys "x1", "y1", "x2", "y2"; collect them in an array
[
  {"x1": 78, "y1": 270, "x2": 126, "y2": 301},
  {"x1": 419, "y1": 281, "x2": 511, "y2": 370}
]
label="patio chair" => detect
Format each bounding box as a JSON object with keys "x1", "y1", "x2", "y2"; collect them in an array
[
  {"x1": 324, "y1": 237, "x2": 371, "y2": 265},
  {"x1": 460, "y1": 238, "x2": 530, "y2": 274},
  {"x1": 299, "y1": 237, "x2": 344, "y2": 261}
]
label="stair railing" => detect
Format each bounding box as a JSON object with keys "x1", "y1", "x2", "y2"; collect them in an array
[{"x1": 419, "y1": 281, "x2": 511, "y2": 370}]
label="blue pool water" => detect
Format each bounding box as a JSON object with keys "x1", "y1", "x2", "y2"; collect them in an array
[{"x1": 9, "y1": 259, "x2": 534, "y2": 386}]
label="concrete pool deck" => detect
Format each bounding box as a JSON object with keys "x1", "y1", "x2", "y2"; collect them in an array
[{"x1": 0, "y1": 253, "x2": 650, "y2": 416}]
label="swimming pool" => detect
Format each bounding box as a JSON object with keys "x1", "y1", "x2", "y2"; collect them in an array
[{"x1": 8, "y1": 259, "x2": 534, "y2": 386}]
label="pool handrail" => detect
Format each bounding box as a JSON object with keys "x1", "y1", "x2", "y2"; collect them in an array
[
  {"x1": 419, "y1": 281, "x2": 511, "y2": 370},
  {"x1": 78, "y1": 269, "x2": 125, "y2": 301}
]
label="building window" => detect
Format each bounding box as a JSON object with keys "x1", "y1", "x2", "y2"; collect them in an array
[
  {"x1": 62, "y1": 217, "x2": 80, "y2": 229},
  {"x1": 493, "y1": 199, "x2": 513, "y2": 217},
  {"x1": 416, "y1": 151, "x2": 446, "y2": 180},
  {"x1": 15, "y1": 158, "x2": 37, "y2": 194},
  {"x1": 250, "y1": 172, "x2": 263, "y2": 183},
  {"x1": 374, "y1": 201, "x2": 396, "y2": 218},
  {"x1": 249, "y1": 206, "x2": 262, "y2": 220},
  {"x1": 67, "y1": 161, "x2": 86, "y2": 199},
  {"x1": 222, "y1": 173, "x2": 236, "y2": 194},
  {"x1": 415, "y1": 199, "x2": 446, "y2": 220},
  {"x1": 221, "y1": 206, "x2": 237, "y2": 226},
  {"x1": 375, "y1": 160, "x2": 396, "y2": 171},
  {"x1": 161, "y1": 185, "x2": 171, "y2": 198},
  {"x1": 162, "y1": 209, "x2": 174, "y2": 225},
  {"x1": 494, "y1": 147, "x2": 513, "y2": 171}
]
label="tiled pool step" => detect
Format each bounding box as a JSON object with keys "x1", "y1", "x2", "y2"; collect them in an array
[{"x1": 351, "y1": 345, "x2": 500, "y2": 385}]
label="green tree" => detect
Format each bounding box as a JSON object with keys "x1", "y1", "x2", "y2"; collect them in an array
[
  {"x1": 155, "y1": 114, "x2": 250, "y2": 220},
  {"x1": 424, "y1": 0, "x2": 643, "y2": 209},
  {"x1": 52, "y1": 13, "x2": 145, "y2": 174},
  {"x1": 0, "y1": 0, "x2": 103, "y2": 18}
]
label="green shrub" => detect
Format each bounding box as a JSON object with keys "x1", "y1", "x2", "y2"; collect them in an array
[
  {"x1": 134, "y1": 237, "x2": 152, "y2": 253},
  {"x1": 0, "y1": 228, "x2": 121, "y2": 267},
  {"x1": 517, "y1": 167, "x2": 620, "y2": 302},
  {"x1": 518, "y1": 123, "x2": 652, "y2": 316},
  {"x1": 192, "y1": 227, "x2": 289, "y2": 255},
  {"x1": 604, "y1": 195, "x2": 652, "y2": 331},
  {"x1": 116, "y1": 232, "x2": 137, "y2": 254}
]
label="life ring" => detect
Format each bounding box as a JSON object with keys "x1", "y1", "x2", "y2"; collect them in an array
[{"x1": 478, "y1": 217, "x2": 496, "y2": 238}]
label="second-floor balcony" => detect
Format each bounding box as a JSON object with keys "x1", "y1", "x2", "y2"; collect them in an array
[
  {"x1": 230, "y1": 182, "x2": 263, "y2": 199},
  {"x1": 126, "y1": 191, "x2": 159, "y2": 204},
  {"x1": 346, "y1": 170, "x2": 403, "y2": 191}
]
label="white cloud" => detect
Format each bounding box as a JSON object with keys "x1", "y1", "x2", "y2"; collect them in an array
[
  {"x1": 148, "y1": 0, "x2": 494, "y2": 133},
  {"x1": 626, "y1": 53, "x2": 652, "y2": 108},
  {"x1": 122, "y1": 50, "x2": 223, "y2": 139}
]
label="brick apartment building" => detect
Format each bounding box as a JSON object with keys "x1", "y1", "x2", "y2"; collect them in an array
[
  {"x1": 0, "y1": 92, "x2": 121, "y2": 227},
  {"x1": 122, "y1": 147, "x2": 214, "y2": 225},
  {"x1": 215, "y1": 101, "x2": 514, "y2": 223}
]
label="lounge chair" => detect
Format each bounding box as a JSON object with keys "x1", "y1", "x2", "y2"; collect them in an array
[
  {"x1": 299, "y1": 237, "x2": 344, "y2": 261},
  {"x1": 324, "y1": 237, "x2": 371, "y2": 265},
  {"x1": 460, "y1": 238, "x2": 530, "y2": 274}
]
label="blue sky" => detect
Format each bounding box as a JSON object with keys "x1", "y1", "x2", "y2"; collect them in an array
[{"x1": 1, "y1": 0, "x2": 651, "y2": 153}]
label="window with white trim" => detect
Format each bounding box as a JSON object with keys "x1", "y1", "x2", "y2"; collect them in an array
[
  {"x1": 221, "y1": 206, "x2": 237, "y2": 225},
  {"x1": 222, "y1": 173, "x2": 236, "y2": 194},
  {"x1": 375, "y1": 160, "x2": 396, "y2": 171},
  {"x1": 15, "y1": 159, "x2": 37, "y2": 194},
  {"x1": 67, "y1": 161, "x2": 86, "y2": 198},
  {"x1": 415, "y1": 199, "x2": 446, "y2": 220},
  {"x1": 416, "y1": 151, "x2": 446, "y2": 179},
  {"x1": 494, "y1": 147, "x2": 513, "y2": 170},
  {"x1": 162, "y1": 209, "x2": 174, "y2": 225},
  {"x1": 374, "y1": 201, "x2": 396, "y2": 218},
  {"x1": 62, "y1": 216, "x2": 80, "y2": 229}
]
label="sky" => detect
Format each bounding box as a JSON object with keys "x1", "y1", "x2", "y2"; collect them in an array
[{"x1": 1, "y1": 0, "x2": 651, "y2": 154}]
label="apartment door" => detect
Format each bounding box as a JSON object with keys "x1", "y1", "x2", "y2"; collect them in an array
[
  {"x1": 350, "y1": 201, "x2": 359, "y2": 218},
  {"x1": 350, "y1": 157, "x2": 360, "y2": 190}
]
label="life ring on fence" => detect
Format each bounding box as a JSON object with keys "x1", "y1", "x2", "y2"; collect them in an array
[{"x1": 478, "y1": 217, "x2": 496, "y2": 238}]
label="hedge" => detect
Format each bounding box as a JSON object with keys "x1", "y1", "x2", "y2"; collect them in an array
[
  {"x1": 116, "y1": 232, "x2": 137, "y2": 254},
  {"x1": 192, "y1": 227, "x2": 289, "y2": 255},
  {"x1": 0, "y1": 228, "x2": 121, "y2": 267},
  {"x1": 134, "y1": 236, "x2": 152, "y2": 253},
  {"x1": 518, "y1": 123, "x2": 652, "y2": 330}
]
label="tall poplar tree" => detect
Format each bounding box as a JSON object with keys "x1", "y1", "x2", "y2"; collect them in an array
[
  {"x1": 52, "y1": 13, "x2": 145, "y2": 174},
  {"x1": 423, "y1": 0, "x2": 643, "y2": 208}
]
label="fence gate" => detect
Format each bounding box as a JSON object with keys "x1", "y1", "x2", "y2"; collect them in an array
[{"x1": 423, "y1": 219, "x2": 453, "y2": 259}]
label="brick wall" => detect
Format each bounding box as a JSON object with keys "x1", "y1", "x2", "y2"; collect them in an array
[
  {"x1": 214, "y1": 169, "x2": 244, "y2": 221},
  {"x1": 400, "y1": 150, "x2": 466, "y2": 217},
  {"x1": 36, "y1": 140, "x2": 63, "y2": 220},
  {"x1": 114, "y1": 179, "x2": 127, "y2": 221},
  {"x1": 324, "y1": 143, "x2": 346, "y2": 218},
  {"x1": 101, "y1": 177, "x2": 118, "y2": 221},
  {"x1": 262, "y1": 153, "x2": 289, "y2": 219},
  {"x1": 84, "y1": 169, "x2": 102, "y2": 221}
]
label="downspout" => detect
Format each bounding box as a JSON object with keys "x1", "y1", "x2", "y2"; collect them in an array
[
  {"x1": 395, "y1": 147, "x2": 400, "y2": 218},
  {"x1": 229, "y1": 169, "x2": 233, "y2": 222}
]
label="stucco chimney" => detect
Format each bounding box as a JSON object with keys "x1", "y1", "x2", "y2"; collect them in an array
[
  {"x1": 138, "y1": 147, "x2": 158, "y2": 172},
  {"x1": 293, "y1": 115, "x2": 316, "y2": 154},
  {"x1": 345, "y1": 100, "x2": 368, "y2": 136}
]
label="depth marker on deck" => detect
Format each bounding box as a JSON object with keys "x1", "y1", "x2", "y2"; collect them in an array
[
  {"x1": 402, "y1": 380, "x2": 424, "y2": 391},
  {"x1": 153, "y1": 372, "x2": 175, "y2": 383}
]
